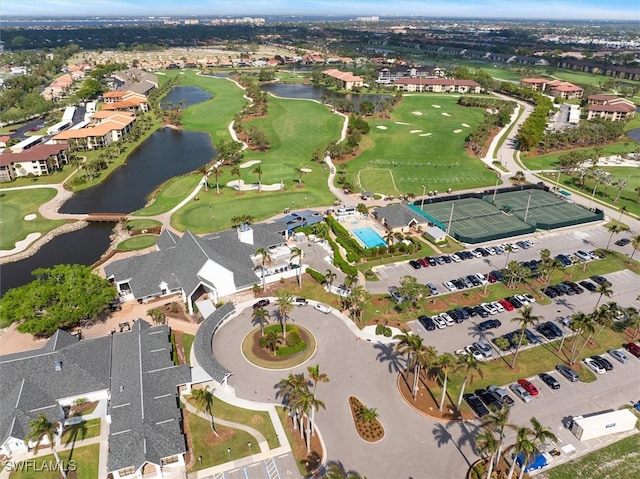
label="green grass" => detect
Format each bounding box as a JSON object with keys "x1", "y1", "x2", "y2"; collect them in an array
[
  {"x1": 117, "y1": 234, "x2": 158, "y2": 251},
  {"x1": 187, "y1": 412, "x2": 258, "y2": 471},
  {"x1": 8, "y1": 444, "x2": 99, "y2": 479},
  {"x1": 182, "y1": 333, "x2": 194, "y2": 366},
  {"x1": 133, "y1": 174, "x2": 202, "y2": 216},
  {"x1": 0, "y1": 189, "x2": 66, "y2": 250},
  {"x1": 61, "y1": 418, "x2": 101, "y2": 445},
  {"x1": 346, "y1": 95, "x2": 498, "y2": 195},
  {"x1": 542, "y1": 433, "x2": 640, "y2": 479},
  {"x1": 126, "y1": 218, "x2": 162, "y2": 230},
  {"x1": 0, "y1": 165, "x2": 76, "y2": 188}
]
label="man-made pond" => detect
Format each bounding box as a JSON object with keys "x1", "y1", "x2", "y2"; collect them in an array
[
  {"x1": 161, "y1": 85, "x2": 212, "y2": 108},
  {"x1": 260, "y1": 83, "x2": 390, "y2": 111},
  {"x1": 60, "y1": 128, "x2": 215, "y2": 214},
  {"x1": 1, "y1": 222, "x2": 114, "y2": 296},
  {"x1": 627, "y1": 128, "x2": 640, "y2": 142}
]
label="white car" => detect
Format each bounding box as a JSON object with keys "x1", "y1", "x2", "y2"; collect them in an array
[
  {"x1": 443, "y1": 281, "x2": 458, "y2": 292},
  {"x1": 494, "y1": 245, "x2": 505, "y2": 255},
  {"x1": 491, "y1": 301, "x2": 505, "y2": 313},
  {"x1": 474, "y1": 341, "x2": 493, "y2": 358},
  {"x1": 450, "y1": 253, "x2": 462, "y2": 263},
  {"x1": 432, "y1": 315, "x2": 447, "y2": 329},
  {"x1": 470, "y1": 250, "x2": 483, "y2": 258},
  {"x1": 481, "y1": 302, "x2": 499, "y2": 315},
  {"x1": 608, "y1": 349, "x2": 628, "y2": 364},
  {"x1": 583, "y1": 357, "x2": 605, "y2": 375},
  {"x1": 314, "y1": 303, "x2": 331, "y2": 314},
  {"x1": 465, "y1": 345, "x2": 484, "y2": 361},
  {"x1": 506, "y1": 243, "x2": 519, "y2": 252},
  {"x1": 293, "y1": 297, "x2": 308, "y2": 306},
  {"x1": 515, "y1": 294, "x2": 530, "y2": 306},
  {"x1": 474, "y1": 273, "x2": 488, "y2": 285},
  {"x1": 439, "y1": 312, "x2": 454, "y2": 326},
  {"x1": 485, "y1": 246, "x2": 496, "y2": 255},
  {"x1": 523, "y1": 293, "x2": 535, "y2": 303}
]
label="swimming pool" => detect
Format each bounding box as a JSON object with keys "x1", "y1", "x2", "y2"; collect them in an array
[{"x1": 352, "y1": 227, "x2": 387, "y2": 249}]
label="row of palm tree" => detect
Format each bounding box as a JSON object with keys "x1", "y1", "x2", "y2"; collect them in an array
[{"x1": 276, "y1": 364, "x2": 329, "y2": 454}]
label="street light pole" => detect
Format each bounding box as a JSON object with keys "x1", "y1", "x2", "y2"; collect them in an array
[
  {"x1": 421, "y1": 184, "x2": 426, "y2": 210},
  {"x1": 248, "y1": 441, "x2": 252, "y2": 455},
  {"x1": 524, "y1": 192, "x2": 532, "y2": 222},
  {"x1": 447, "y1": 202, "x2": 455, "y2": 235},
  {"x1": 227, "y1": 448, "x2": 231, "y2": 460},
  {"x1": 492, "y1": 176, "x2": 499, "y2": 202}
]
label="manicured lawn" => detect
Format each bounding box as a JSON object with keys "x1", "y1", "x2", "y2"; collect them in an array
[
  {"x1": 61, "y1": 418, "x2": 101, "y2": 445},
  {"x1": 171, "y1": 88, "x2": 342, "y2": 232},
  {"x1": 346, "y1": 95, "x2": 498, "y2": 196},
  {"x1": 126, "y1": 218, "x2": 162, "y2": 230},
  {"x1": 133, "y1": 173, "x2": 202, "y2": 216},
  {"x1": 542, "y1": 433, "x2": 640, "y2": 479},
  {"x1": 0, "y1": 189, "x2": 66, "y2": 250},
  {"x1": 186, "y1": 412, "x2": 258, "y2": 471},
  {"x1": 182, "y1": 333, "x2": 194, "y2": 366},
  {"x1": 117, "y1": 234, "x2": 158, "y2": 251},
  {"x1": 8, "y1": 444, "x2": 99, "y2": 479}
]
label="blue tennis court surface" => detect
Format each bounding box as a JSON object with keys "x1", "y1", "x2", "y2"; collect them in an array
[{"x1": 352, "y1": 227, "x2": 386, "y2": 248}]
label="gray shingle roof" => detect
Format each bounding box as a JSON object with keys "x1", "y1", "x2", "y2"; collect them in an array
[
  {"x1": 375, "y1": 204, "x2": 428, "y2": 229},
  {"x1": 156, "y1": 229, "x2": 180, "y2": 250},
  {"x1": 193, "y1": 303, "x2": 235, "y2": 382}
]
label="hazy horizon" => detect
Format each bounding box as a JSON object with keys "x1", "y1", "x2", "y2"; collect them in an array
[{"x1": 1, "y1": 0, "x2": 639, "y2": 21}]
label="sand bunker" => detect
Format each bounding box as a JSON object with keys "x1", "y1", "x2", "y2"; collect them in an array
[
  {"x1": 227, "y1": 179, "x2": 284, "y2": 192},
  {"x1": 0, "y1": 232, "x2": 41, "y2": 258},
  {"x1": 453, "y1": 129, "x2": 463, "y2": 133},
  {"x1": 461, "y1": 123, "x2": 471, "y2": 128},
  {"x1": 441, "y1": 112, "x2": 451, "y2": 117},
  {"x1": 419, "y1": 133, "x2": 432, "y2": 137},
  {"x1": 395, "y1": 121, "x2": 410, "y2": 125},
  {"x1": 431, "y1": 105, "x2": 441, "y2": 108},
  {"x1": 376, "y1": 125, "x2": 388, "y2": 130},
  {"x1": 409, "y1": 130, "x2": 423, "y2": 134},
  {"x1": 24, "y1": 214, "x2": 37, "y2": 221},
  {"x1": 300, "y1": 167, "x2": 312, "y2": 173},
  {"x1": 412, "y1": 111, "x2": 423, "y2": 115},
  {"x1": 239, "y1": 160, "x2": 262, "y2": 169}
]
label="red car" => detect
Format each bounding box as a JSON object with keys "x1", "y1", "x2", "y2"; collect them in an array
[
  {"x1": 518, "y1": 379, "x2": 539, "y2": 396},
  {"x1": 498, "y1": 299, "x2": 515, "y2": 311},
  {"x1": 417, "y1": 258, "x2": 429, "y2": 268},
  {"x1": 624, "y1": 343, "x2": 640, "y2": 359}
]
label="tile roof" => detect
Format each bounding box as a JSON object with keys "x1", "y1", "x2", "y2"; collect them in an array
[
  {"x1": 0, "y1": 143, "x2": 68, "y2": 167},
  {"x1": 393, "y1": 78, "x2": 480, "y2": 87}
]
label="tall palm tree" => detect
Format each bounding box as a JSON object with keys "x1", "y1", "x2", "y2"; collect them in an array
[
  {"x1": 529, "y1": 416, "x2": 558, "y2": 449},
  {"x1": 254, "y1": 247, "x2": 272, "y2": 291},
  {"x1": 325, "y1": 269, "x2": 337, "y2": 290},
  {"x1": 290, "y1": 247, "x2": 303, "y2": 288},
  {"x1": 503, "y1": 244, "x2": 514, "y2": 268},
  {"x1": 628, "y1": 234, "x2": 640, "y2": 263},
  {"x1": 435, "y1": 352, "x2": 456, "y2": 412},
  {"x1": 510, "y1": 306, "x2": 541, "y2": 369},
  {"x1": 263, "y1": 330, "x2": 279, "y2": 356},
  {"x1": 455, "y1": 352, "x2": 483, "y2": 408},
  {"x1": 198, "y1": 165, "x2": 209, "y2": 191},
  {"x1": 571, "y1": 312, "x2": 597, "y2": 364},
  {"x1": 591, "y1": 302, "x2": 617, "y2": 343},
  {"x1": 275, "y1": 373, "x2": 309, "y2": 431},
  {"x1": 605, "y1": 222, "x2": 629, "y2": 249},
  {"x1": 252, "y1": 164, "x2": 263, "y2": 191},
  {"x1": 211, "y1": 165, "x2": 223, "y2": 194},
  {"x1": 252, "y1": 307, "x2": 270, "y2": 336},
  {"x1": 568, "y1": 312, "x2": 589, "y2": 363},
  {"x1": 26, "y1": 414, "x2": 67, "y2": 479},
  {"x1": 191, "y1": 385, "x2": 218, "y2": 435},
  {"x1": 475, "y1": 428, "x2": 498, "y2": 479},
  {"x1": 343, "y1": 273, "x2": 358, "y2": 290},
  {"x1": 230, "y1": 166, "x2": 242, "y2": 189},
  {"x1": 594, "y1": 282, "x2": 613, "y2": 308},
  {"x1": 481, "y1": 406, "x2": 513, "y2": 473},
  {"x1": 393, "y1": 332, "x2": 431, "y2": 400},
  {"x1": 306, "y1": 394, "x2": 326, "y2": 452},
  {"x1": 290, "y1": 387, "x2": 314, "y2": 449},
  {"x1": 506, "y1": 426, "x2": 535, "y2": 479},
  {"x1": 307, "y1": 364, "x2": 329, "y2": 397},
  {"x1": 276, "y1": 290, "x2": 294, "y2": 340}
]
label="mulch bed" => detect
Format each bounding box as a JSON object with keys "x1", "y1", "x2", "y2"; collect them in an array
[
  {"x1": 397, "y1": 371, "x2": 475, "y2": 422},
  {"x1": 281, "y1": 412, "x2": 323, "y2": 474},
  {"x1": 348, "y1": 396, "x2": 385, "y2": 442},
  {"x1": 249, "y1": 326, "x2": 312, "y2": 363}
]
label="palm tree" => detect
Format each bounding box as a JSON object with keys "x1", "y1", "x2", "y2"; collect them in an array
[
  {"x1": 198, "y1": 165, "x2": 209, "y2": 191},
  {"x1": 508, "y1": 426, "x2": 537, "y2": 479},
  {"x1": 290, "y1": 247, "x2": 303, "y2": 288},
  {"x1": 26, "y1": 414, "x2": 67, "y2": 479},
  {"x1": 475, "y1": 428, "x2": 498, "y2": 479},
  {"x1": 481, "y1": 406, "x2": 513, "y2": 473},
  {"x1": 455, "y1": 352, "x2": 483, "y2": 408},
  {"x1": 252, "y1": 307, "x2": 270, "y2": 336},
  {"x1": 276, "y1": 290, "x2": 294, "y2": 340},
  {"x1": 263, "y1": 330, "x2": 279, "y2": 356},
  {"x1": 358, "y1": 406, "x2": 379, "y2": 424},
  {"x1": 594, "y1": 282, "x2": 613, "y2": 308},
  {"x1": 276, "y1": 373, "x2": 309, "y2": 431},
  {"x1": 384, "y1": 231, "x2": 395, "y2": 246},
  {"x1": 530, "y1": 416, "x2": 557, "y2": 449},
  {"x1": 571, "y1": 312, "x2": 597, "y2": 363},
  {"x1": 605, "y1": 223, "x2": 629, "y2": 249},
  {"x1": 191, "y1": 385, "x2": 218, "y2": 435},
  {"x1": 343, "y1": 273, "x2": 358, "y2": 290},
  {"x1": 230, "y1": 166, "x2": 242, "y2": 189},
  {"x1": 503, "y1": 244, "x2": 514, "y2": 268},
  {"x1": 253, "y1": 164, "x2": 263, "y2": 191},
  {"x1": 394, "y1": 332, "x2": 432, "y2": 400},
  {"x1": 325, "y1": 269, "x2": 337, "y2": 291},
  {"x1": 510, "y1": 306, "x2": 541, "y2": 369},
  {"x1": 306, "y1": 394, "x2": 326, "y2": 452},
  {"x1": 628, "y1": 234, "x2": 640, "y2": 263},
  {"x1": 211, "y1": 165, "x2": 223, "y2": 194},
  {"x1": 592, "y1": 302, "x2": 617, "y2": 344},
  {"x1": 254, "y1": 247, "x2": 272, "y2": 291},
  {"x1": 307, "y1": 364, "x2": 329, "y2": 397},
  {"x1": 435, "y1": 352, "x2": 456, "y2": 412}
]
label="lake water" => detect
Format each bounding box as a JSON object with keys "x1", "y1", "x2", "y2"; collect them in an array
[
  {"x1": 260, "y1": 83, "x2": 390, "y2": 112},
  {"x1": 161, "y1": 85, "x2": 212, "y2": 108}
]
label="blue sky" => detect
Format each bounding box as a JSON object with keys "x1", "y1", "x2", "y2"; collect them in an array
[{"x1": 0, "y1": 0, "x2": 638, "y2": 20}]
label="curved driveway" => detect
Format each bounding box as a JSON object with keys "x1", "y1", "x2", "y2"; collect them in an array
[{"x1": 213, "y1": 303, "x2": 479, "y2": 479}]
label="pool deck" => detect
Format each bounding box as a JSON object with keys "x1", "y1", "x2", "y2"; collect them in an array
[{"x1": 336, "y1": 213, "x2": 388, "y2": 249}]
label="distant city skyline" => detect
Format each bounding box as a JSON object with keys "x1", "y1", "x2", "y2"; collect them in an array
[{"x1": 1, "y1": 0, "x2": 639, "y2": 21}]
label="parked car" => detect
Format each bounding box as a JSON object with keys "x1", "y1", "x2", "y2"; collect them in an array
[
  {"x1": 517, "y1": 379, "x2": 539, "y2": 396},
  {"x1": 498, "y1": 299, "x2": 514, "y2": 312},
  {"x1": 443, "y1": 281, "x2": 458, "y2": 292},
  {"x1": 542, "y1": 287, "x2": 558, "y2": 299},
  {"x1": 509, "y1": 384, "x2": 533, "y2": 403},
  {"x1": 464, "y1": 306, "x2": 477, "y2": 318},
  {"x1": 624, "y1": 342, "x2": 640, "y2": 358},
  {"x1": 467, "y1": 274, "x2": 482, "y2": 287},
  {"x1": 409, "y1": 260, "x2": 421, "y2": 269},
  {"x1": 475, "y1": 388, "x2": 503, "y2": 410},
  {"x1": 579, "y1": 280, "x2": 597, "y2": 292},
  {"x1": 464, "y1": 393, "x2": 490, "y2": 417},
  {"x1": 537, "y1": 321, "x2": 562, "y2": 339},
  {"x1": 439, "y1": 312, "x2": 455, "y2": 327},
  {"x1": 564, "y1": 281, "x2": 584, "y2": 294},
  {"x1": 389, "y1": 286, "x2": 404, "y2": 303},
  {"x1": 417, "y1": 258, "x2": 429, "y2": 268},
  {"x1": 441, "y1": 255, "x2": 452, "y2": 263},
  {"x1": 253, "y1": 299, "x2": 270, "y2": 309},
  {"x1": 539, "y1": 373, "x2": 560, "y2": 390},
  {"x1": 450, "y1": 253, "x2": 462, "y2": 263},
  {"x1": 583, "y1": 357, "x2": 606, "y2": 374},
  {"x1": 556, "y1": 364, "x2": 579, "y2": 382},
  {"x1": 460, "y1": 276, "x2": 474, "y2": 289},
  {"x1": 491, "y1": 301, "x2": 505, "y2": 313},
  {"x1": 478, "y1": 319, "x2": 501, "y2": 331},
  {"x1": 574, "y1": 250, "x2": 591, "y2": 262},
  {"x1": 426, "y1": 283, "x2": 439, "y2": 295},
  {"x1": 590, "y1": 355, "x2": 613, "y2": 371},
  {"x1": 608, "y1": 349, "x2": 628, "y2": 364},
  {"x1": 487, "y1": 385, "x2": 515, "y2": 406},
  {"x1": 615, "y1": 238, "x2": 631, "y2": 246},
  {"x1": 474, "y1": 306, "x2": 490, "y2": 318},
  {"x1": 314, "y1": 303, "x2": 331, "y2": 314},
  {"x1": 427, "y1": 256, "x2": 437, "y2": 266},
  {"x1": 455, "y1": 307, "x2": 470, "y2": 320},
  {"x1": 474, "y1": 341, "x2": 493, "y2": 358},
  {"x1": 418, "y1": 315, "x2": 436, "y2": 331},
  {"x1": 505, "y1": 296, "x2": 522, "y2": 309},
  {"x1": 432, "y1": 315, "x2": 447, "y2": 329},
  {"x1": 293, "y1": 297, "x2": 309, "y2": 306},
  {"x1": 465, "y1": 345, "x2": 484, "y2": 361},
  {"x1": 590, "y1": 275, "x2": 612, "y2": 287},
  {"x1": 481, "y1": 302, "x2": 499, "y2": 315}
]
